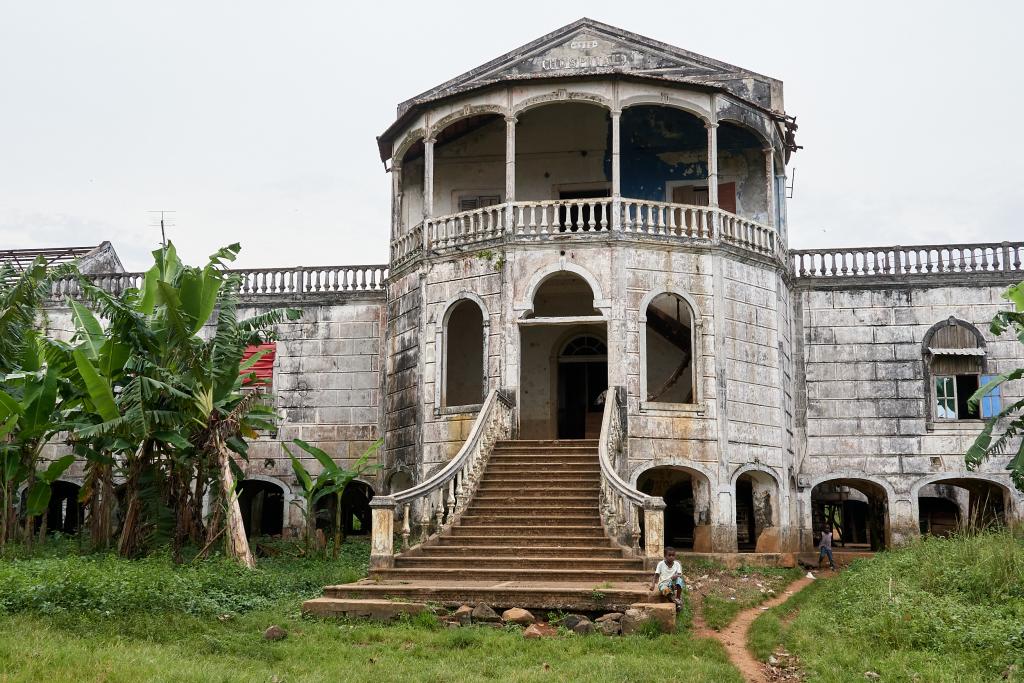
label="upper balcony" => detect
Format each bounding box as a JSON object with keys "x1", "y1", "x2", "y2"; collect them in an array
[{"x1": 388, "y1": 100, "x2": 787, "y2": 270}]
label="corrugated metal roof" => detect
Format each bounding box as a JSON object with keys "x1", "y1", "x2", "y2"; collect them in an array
[
  {"x1": 0, "y1": 245, "x2": 100, "y2": 271},
  {"x1": 928, "y1": 347, "x2": 986, "y2": 356}
]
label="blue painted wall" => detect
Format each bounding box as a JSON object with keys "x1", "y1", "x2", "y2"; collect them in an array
[{"x1": 617, "y1": 107, "x2": 763, "y2": 201}]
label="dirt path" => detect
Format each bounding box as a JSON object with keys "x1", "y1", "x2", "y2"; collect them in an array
[{"x1": 693, "y1": 575, "x2": 817, "y2": 683}]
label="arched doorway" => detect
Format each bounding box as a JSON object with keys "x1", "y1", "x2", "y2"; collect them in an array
[
  {"x1": 518, "y1": 269, "x2": 607, "y2": 440},
  {"x1": 237, "y1": 480, "x2": 285, "y2": 538},
  {"x1": 26, "y1": 481, "x2": 84, "y2": 535},
  {"x1": 735, "y1": 470, "x2": 780, "y2": 552},
  {"x1": 917, "y1": 478, "x2": 1008, "y2": 535},
  {"x1": 556, "y1": 334, "x2": 607, "y2": 439},
  {"x1": 637, "y1": 466, "x2": 713, "y2": 551},
  {"x1": 810, "y1": 478, "x2": 888, "y2": 550},
  {"x1": 315, "y1": 481, "x2": 375, "y2": 536}
]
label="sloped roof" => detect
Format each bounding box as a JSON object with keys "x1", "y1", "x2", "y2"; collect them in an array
[{"x1": 378, "y1": 18, "x2": 786, "y2": 160}]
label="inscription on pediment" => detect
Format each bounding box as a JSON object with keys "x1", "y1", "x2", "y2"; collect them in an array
[{"x1": 500, "y1": 32, "x2": 711, "y2": 78}]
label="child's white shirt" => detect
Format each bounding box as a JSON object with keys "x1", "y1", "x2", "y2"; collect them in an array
[{"x1": 655, "y1": 559, "x2": 682, "y2": 583}]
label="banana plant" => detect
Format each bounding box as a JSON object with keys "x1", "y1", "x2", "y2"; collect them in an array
[
  {"x1": 285, "y1": 438, "x2": 382, "y2": 558},
  {"x1": 0, "y1": 259, "x2": 79, "y2": 552},
  {"x1": 70, "y1": 241, "x2": 298, "y2": 563}
]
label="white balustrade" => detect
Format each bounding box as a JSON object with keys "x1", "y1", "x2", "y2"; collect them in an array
[
  {"x1": 619, "y1": 199, "x2": 715, "y2": 239},
  {"x1": 512, "y1": 199, "x2": 612, "y2": 236},
  {"x1": 598, "y1": 386, "x2": 665, "y2": 565},
  {"x1": 427, "y1": 205, "x2": 506, "y2": 250},
  {"x1": 51, "y1": 265, "x2": 389, "y2": 300},
  {"x1": 793, "y1": 242, "x2": 1024, "y2": 278},
  {"x1": 368, "y1": 389, "x2": 515, "y2": 569}
]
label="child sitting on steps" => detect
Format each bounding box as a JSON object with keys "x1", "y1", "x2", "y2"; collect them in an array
[{"x1": 651, "y1": 546, "x2": 686, "y2": 611}]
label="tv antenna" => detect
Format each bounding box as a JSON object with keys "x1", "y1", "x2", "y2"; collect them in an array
[{"x1": 149, "y1": 211, "x2": 176, "y2": 249}]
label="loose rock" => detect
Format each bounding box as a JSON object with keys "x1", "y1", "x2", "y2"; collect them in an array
[
  {"x1": 263, "y1": 625, "x2": 287, "y2": 641},
  {"x1": 572, "y1": 618, "x2": 594, "y2": 635},
  {"x1": 597, "y1": 619, "x2": 621, "y2": 636},
  {"x1": 620, "y1": 603, "x2": 676, "y2": 634},
  {"x1": 453, "y1": 604, "x2": 473, "y2": 625},
  {"x1": 595, "y1": 612, "x2": 623, "y2": 623},
  {"x1": 471, "y1": 604, "x2": 501, "y2": 623},
  {"x1": 501, "y1": 607, "x2": 535, "y2": 625},
  {"x1": 561, "y1": 614, "x2": 584, "y2": 629},
  {"x1": 523, "y1": 623, "x2": 557, "y2": 639}
]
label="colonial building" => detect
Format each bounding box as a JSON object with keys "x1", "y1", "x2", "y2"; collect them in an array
[{"x1": 25, "y1": 20, "x2": 1023, "y2": 586}]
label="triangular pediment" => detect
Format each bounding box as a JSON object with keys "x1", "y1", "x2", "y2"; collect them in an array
[{"x1": 400, "y1": 18, "x2": 762, "y2": 113}]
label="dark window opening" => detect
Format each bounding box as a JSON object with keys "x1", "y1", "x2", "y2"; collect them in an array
[
  {"x1": 238, "y1": 480, "x2": 285, "y2": 538},
  {"x1": 444, "y1": 301, "x2": 485, "y2": 407}
]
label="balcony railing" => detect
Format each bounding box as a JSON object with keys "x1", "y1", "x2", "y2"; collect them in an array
[
  {"x1": 792, "y1": 242, "x2": 1024, "y2": 279},
  {"x1": 390, "y1": 198, "x2": 783, "y2": 266},
  {"x1": 50, "y1": 265, "x2": 388, "y2": 300}
]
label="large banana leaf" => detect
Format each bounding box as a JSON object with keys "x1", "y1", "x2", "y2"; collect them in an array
[
  {"x1": 72, "y1": 349, "x2": 119, "y2": 422},
  {"x1": 68, "y1": 299, "x2": 105, "y2": 360}
]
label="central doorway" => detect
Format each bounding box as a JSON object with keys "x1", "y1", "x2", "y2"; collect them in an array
[{"x1": 556, "y1": 335, "x2": 607, "y2": 439}]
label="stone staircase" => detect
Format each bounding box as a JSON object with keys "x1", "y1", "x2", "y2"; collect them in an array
[{"x1": 308, "y1": 440, "x2": 653, "y2": 612}]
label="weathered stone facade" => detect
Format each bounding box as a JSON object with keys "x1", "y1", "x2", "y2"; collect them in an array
[{"x1": 26, "y1": 19, "x2": 1024, "y2": 551}]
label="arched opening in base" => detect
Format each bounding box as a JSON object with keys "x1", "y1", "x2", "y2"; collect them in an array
[
  {"x1": 811, "y1": 478, "x2": 888, "y2": 550},
  {"x1": 238, "y1": 480, "x2": 285, "y2": 538},
  {"x1": 918, "y1": 478, "x2": 1008, "y2": 536},
  {"x1": 637, "y1": 466, "x2": 712, "y2": 551},
  {"x1": 314, "y1": 481, "x2": 375, "y2": 536}
]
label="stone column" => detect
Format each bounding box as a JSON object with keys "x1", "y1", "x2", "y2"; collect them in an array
[
  {"x1": 369, "y1": 496, "x2": 396, "y2": 569},
  {"x1": 643, "y1": 498, "x2": 666, "y2": 569},
  {"x1": 763, "y1": 147, "x2": 775, "y2": 228},
  {"x1": 611, "y1": 109, "x2": 622, "y2": 231},
  {"x1": 421, "y1": 135, "x2": 435, "y2": 252},
  {"x1": 504, "y1": 115, "x2": 516, "y2": 230},
  {"x1": 390, "y1": 162, "x2": 403, "y2": 243},
  {"x1": 422, "y1": 135, "x2": 435, "y2": 220},
  {"x1": 705, "y1": 122, "x2": 719, "y2": 208}
]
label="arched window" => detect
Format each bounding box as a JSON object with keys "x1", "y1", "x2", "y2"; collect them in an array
[
  {"x1": 645, "y1": 293, "x2": 695, "y2": 403},
  {"x1": 923, "y1": 317, "x2": 997, "y2": 421},
  {"x1": 443, "y1": 299, "x2": 485, "y2": 407},
  {"x1": 532, "y1": 272, "x2": 599, "y2": 317}
]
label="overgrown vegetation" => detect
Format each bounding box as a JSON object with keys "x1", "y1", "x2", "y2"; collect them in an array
[
  {"x1": 0, "y1": 538, "x2": 745, "y2": 683},
  {"x1": 749, "y1": 531, "x2": 1024, "y2": 681},
  {"x1": 0, "y1": 244, "x2": 301, "y2": 564}
]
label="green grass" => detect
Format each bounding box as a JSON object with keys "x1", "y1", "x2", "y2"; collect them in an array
[
  {"x1": 748, "y1": 530, "x2": 1024, "y2": 682},
  {"x1": 0, "y1": 538, "x2": 744, "y2": 682},
  {"x1": 699, "y1": 566, "x2": 802, "y2": 631}
]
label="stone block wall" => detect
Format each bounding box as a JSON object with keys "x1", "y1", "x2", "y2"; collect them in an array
[{"x1": 795, "y1": 281, "x2": 1024, "y2": 544}]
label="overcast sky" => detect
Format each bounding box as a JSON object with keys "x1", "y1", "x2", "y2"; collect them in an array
[{"x1": 2, "y1": 1, "x2": 1021, "y2": 271}]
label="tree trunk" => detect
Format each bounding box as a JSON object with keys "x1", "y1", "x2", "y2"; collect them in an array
[
  {"x1": 332, "y1": 490, "x2": 344, "y2": 559},
  {"x1": 118, "y1": 442, "x2": 150, "y2": 558},
  {"x1": 216, "y1": 436, "x2": 255, "y2": 569}
]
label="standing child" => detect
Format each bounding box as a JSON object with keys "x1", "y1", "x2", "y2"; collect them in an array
[
  {"x1": 651, "y1": 546, "x2": 685, "y2": 610},
  {"x1": 818, "y1": 525, "x2": 836, "y2": 570}
]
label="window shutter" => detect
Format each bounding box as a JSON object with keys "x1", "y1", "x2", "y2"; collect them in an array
[
  {"x1": 718, "y1": 182, "x2": 737, "y2": 214},
  {"x1": 241, "y1": 343, "x2": 276, "y2": 387}
]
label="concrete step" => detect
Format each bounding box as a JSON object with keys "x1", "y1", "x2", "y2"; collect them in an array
[
  {"x1": 477, "y1": 479, "x2": 600, "y2": 489},
  {"x1": 434, "y1": 534, "x2": 616, "y2": 547},
  {"x1": 457, "y1": 514, "x2": 601, "y2": 526},
  {"x1": 447, "y1": 524, "x2": 606, "y2": 538},
  {"x1": 372, "y1": 567, "x2": 651, "y2": 583},
  {"x1": 471, "y1": 495, "x2": 599, "y2": 505},
  {"x1": 321, "y1": 581, "x2": 649, "y2": 611},
  {"x1": 395, "y1": 556, "x2": 643, "y2": 570},
  {"x1": 494, "y1": 439, "x2": 598, "y2": 448},
  {"x1": 486, "y1": 464, "x2": 600, "y2": 473},
  {"x1": 414, "y1": 544, "x2": 627, "y2": 557},
  {"x1": 467, "y1": 504, "x2": 598, "y2": 514}
]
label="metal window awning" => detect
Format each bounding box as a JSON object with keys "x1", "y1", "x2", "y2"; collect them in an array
[{"x1": 928, "y1": 347, "x2": 985, "y2": 356}]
